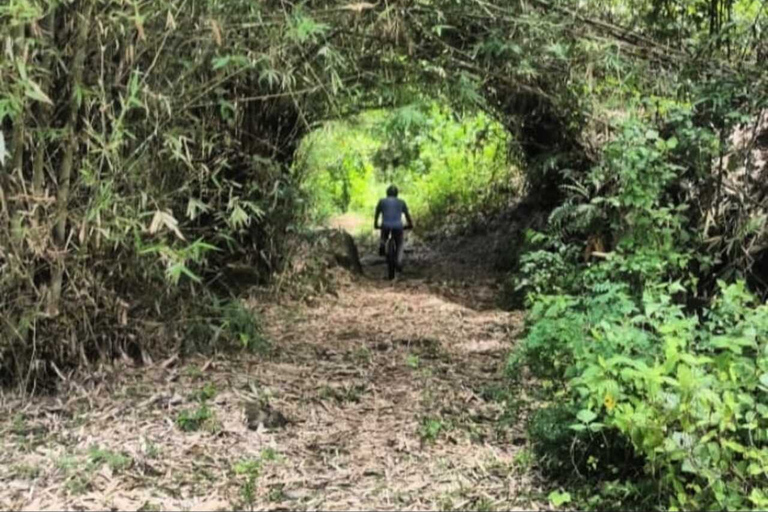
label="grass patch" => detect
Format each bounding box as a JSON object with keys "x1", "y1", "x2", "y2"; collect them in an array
[
  {"x1": 184, "y1": 365, "x2": 204, "y2": 380},
  {"x1": 65, "y1": 474, "x2": 91, "y2": 495},
  {"x1": 260, "y1": 447, "x2": 280, "y2": 462},
  {"x1": 55, "y1": 455, "x2": 78, "y2": 474},
  {"x1": 13, "y1": 463, "x2": 41, "y2": 479},
  {"x1": 318, "y1": 383, "x2": 367, "y2": 404},
  {"x1": 144, "y1": 440, "x2": 160, "y2": 459},
  {"x1": 232, "y1": 448, "x2": 282, "y2": 508},
  {"x1": 88, "y1": 446, "x2": 132, "y2": 472},
  {"x1": 418, "y1": 416, "x2": 448, "y2": 444},
  {"x1": 193, "y1": 381, "x2": 218, "y2": 402},
  {"x1": 268, "y1": 485, "x2": 287, "y2": 502},
  {"x1": 176, "y1": 404, "x2": 219, "y2": 432},
  {"x1": 470, "y1": 496, "x2": 496, "y2": 511},
  {"x1": 137, "y1": 502, "x2": 163, "y2": 512},
  {"x1": 234, "y1": 458, "x2": 262, "y2": 477},
  {"x1": 513, "y1": 447, "x2": 534, "y2": 472},
  {"x1": 11, "y1": 414, "x2": 26, "y2": 435},
  {"x1": 348, "y1": 346, "x2": 372, "y2": 365},
  {"x1": 233, "y1": 458, "x2": 261, "y2": 510}
]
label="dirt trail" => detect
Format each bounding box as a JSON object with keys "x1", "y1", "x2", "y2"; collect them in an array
[{"x1": 0, "y1": 237, "x2": 542, "y2": 511}]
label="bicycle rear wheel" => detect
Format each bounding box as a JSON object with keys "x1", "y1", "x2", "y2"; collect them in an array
[{"x1": 386, "y1": 237, "x2": 396, "y2": 280}]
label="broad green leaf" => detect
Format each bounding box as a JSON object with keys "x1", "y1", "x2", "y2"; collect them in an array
[
  {"x1": 577, "y1": 409, "x2": 597, "y2": 424},
  {"x1": 548, "y1": 490, "x2": 572, "y2": 507},
  {"x1": 212, "y1": 56, "x2": 231, "y2": 70}
]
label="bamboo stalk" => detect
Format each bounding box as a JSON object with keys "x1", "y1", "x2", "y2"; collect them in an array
[
  {"x1": 32, "y1": 9, "x2": 58, "y2": 219},
  {"x1": 3, "y1": 24, "x2": 27, "y2": 226},
  {"x1": 49, "y1": 2, "x2": 93, "y2": 316},
  {"x1": 11, "y1": 23, "x2": 26, "y2": 180}
]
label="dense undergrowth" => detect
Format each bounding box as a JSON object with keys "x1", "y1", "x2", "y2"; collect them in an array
[{"x1": 510, "y1": 90, "x2": 768, "y2": 509}]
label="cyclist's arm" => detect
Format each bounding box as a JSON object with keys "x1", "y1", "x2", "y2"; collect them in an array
[
  {"x1": 374, "y1": 200, "x2": 382, "y2": 229},
  {"x1": 403, "y1": 202, "x2": 414, "y2": 229}
]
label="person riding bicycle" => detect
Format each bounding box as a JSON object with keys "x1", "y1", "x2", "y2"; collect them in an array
[{"x1": 374, "y1": 185, "x2": 413, "y2": 271}]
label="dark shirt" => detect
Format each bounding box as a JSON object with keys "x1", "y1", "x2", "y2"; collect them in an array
[{"x1": 376, "y1": 197, "x2": 409, "y2": 229}]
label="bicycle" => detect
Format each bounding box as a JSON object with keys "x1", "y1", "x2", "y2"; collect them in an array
[{"x1": 379, "y1": 226, "x2": 411, "y2": 280}]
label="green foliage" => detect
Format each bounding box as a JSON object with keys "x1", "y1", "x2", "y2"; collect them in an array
[
  {"x1": 53, "y1": 446, "x2": 132, "y2": 495},
  {"x1": 184, "y1": 297, "x2": 268, "y2": 355},
  {"x1": 505, "y1": 231, "x2": 582, "y2": 307},
  {"x1": 548, "y1": 490, "x2": 572, "y2": 508},
  {"x1": 297, "y1": 102, "x2": 521, "y2": 230},
  {"x1": 0, "y1": 0, "x2": 311, "y2": 388},
  {"x1": 87, "y1": 446, "x2": 132, "y2": 473},
  {"x1": 514, "y1": 90, "x2": 768, "y2": 508},
  {"x1": 318, "y1": 383, "x2": 366, "y2": 404},
  {"x1": 219, "y1": 300, "x2": 269, "y2": 354},
  {"x1": 176, "y1": 404, "x2": 216, "y2": 433},
  {"x1": 419, "y1": 416, "x2": 447, "y2": 444},
  {"x1": 233, "y1": 458, "x2": 262, "y2": 477},
  {"x1": 519, "y1": 272, "x2": 768, "y2": 508},
  {"x1": 144, "y1": 441, "x2": 160, "y2": 460},
  {"x1": 232, "y1": 448, "x2": 281, "y2": 509},
  {"x1": 194, "y1": 382, "x2": 218, "y2": 403}
]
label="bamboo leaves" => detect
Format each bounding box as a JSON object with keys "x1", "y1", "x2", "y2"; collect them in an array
[
  {"x1": 289, "y1": 14, "x2": 329, "y2": 44},
  {"x1": 149, "y1": 210, "x2": 185, "y2": 241},
  {"x1": 22, "y1": 78, "x2": 53, "y2": 105}
]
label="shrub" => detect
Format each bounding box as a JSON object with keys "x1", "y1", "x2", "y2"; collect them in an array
[
  {"x1": 513, "y1": 109, "x2": 768, "y2": 509},
  {"x1": 519, "y1": 279, "x2": 768, "y2": 509},
  {"x1": 184, "y1": 296, "x2": 268, "y2": 355}
]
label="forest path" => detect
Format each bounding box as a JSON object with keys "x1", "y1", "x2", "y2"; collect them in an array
[{"x1": 0, "y1": 235, "x2": 543, "y2": 511}]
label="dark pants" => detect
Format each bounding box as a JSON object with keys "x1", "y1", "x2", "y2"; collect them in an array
[{"x1": 380, "y1": 227, "x2": 405, "y2": 268}]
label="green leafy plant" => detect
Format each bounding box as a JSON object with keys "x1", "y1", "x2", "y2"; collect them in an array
[
  {"x1": 176, "y1": 404, "x2": 216, "y2": 432},
  {"x1": 513, "y1": 99, "x2": 768, "y2": 509},
  {"x1": 548, "y1": 490, "x2": 572, "y2": 507},
  {"x1": 233, "y1": 449, "x2": 284, "y2": 510},
  {"x1": 194, "y1": 382, "x2": 218, "y2": 403},
  {"x1": 184, "y1": 297, "x2": 269, "y2": 355},
  {"x1": 87, "y1": 446, "x2": 132, "y2": 472},
  {"x1": 220, "y1": 300, "x2": 269, "y2": 354},
  {"x1": 419, "y1": 417, "x2": 447, "y2": 444},
  {"x1": 406, "y1": 354, "x2": 421, "y2": 369}
]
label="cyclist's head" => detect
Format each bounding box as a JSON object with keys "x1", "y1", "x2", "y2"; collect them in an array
[{"x1": 386, "y1": 185, "x2": 399, "y2": 197}]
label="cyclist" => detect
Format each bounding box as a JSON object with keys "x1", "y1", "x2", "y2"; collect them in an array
[{"x1": 374, "y1": 185, "x2": 414, "y2": 271}]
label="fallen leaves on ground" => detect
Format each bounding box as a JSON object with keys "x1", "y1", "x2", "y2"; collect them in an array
[{"x1": 0, "y1": 238, "x2": 545, "y2": 511}]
